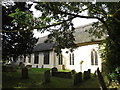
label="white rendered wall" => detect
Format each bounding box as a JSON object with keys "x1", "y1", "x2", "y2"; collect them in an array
[
  {"x1": 25, "y1": 51, "x2": 55, "y2": 68},
  {"x1": 43, "y1": 51, "x2": 54, "y2": 68},
  {"x1": 25, "y1": 44, "x2": 102, "y2": 73},
  {"x1": 62, "y1": 44, "x2": 102, "y2": 73}
]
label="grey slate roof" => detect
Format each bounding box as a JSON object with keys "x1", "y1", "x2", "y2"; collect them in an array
[
  {"x1": 74, "y1": 24, "x2": 105, "y2": 44},
  {"x1": 33, "y1": 23, "x2": 106, "y2": 52},
  {"x1": 33, "y1": 43, "x2": 55, "y2": 52}
]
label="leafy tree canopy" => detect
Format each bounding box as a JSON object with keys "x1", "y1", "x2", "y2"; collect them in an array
[
  {"x1": 2, "y1": 2, "x2": 38, "y2": 62},
  {"x1": 6, "y1": 2, "x2": 120, "y2": 71},
  {"x1": 9, "y1": 2, "x2": 120, "y2": 48}
]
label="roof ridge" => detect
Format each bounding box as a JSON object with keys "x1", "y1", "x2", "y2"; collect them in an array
[{"x1": 75, "y1": 22, "x2": 94, "y2": 29}]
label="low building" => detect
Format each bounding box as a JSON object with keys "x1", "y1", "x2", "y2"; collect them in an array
[{"x1": 24, "y1": 24, "x2": 106, "y2": 73}]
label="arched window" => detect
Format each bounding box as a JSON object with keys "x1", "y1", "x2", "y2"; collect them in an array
[
  {"x1": 95, "y1": 51, "x2": 98, "y2": 65},
  {"x1": 91, "y1": 49, "x2": 98, "y2": 65},
  {"x1": 44, "y1": 51, "x2": 49, "y2": 64},
  {"x1": 70, "y1": 53, "x2": 74, "y2": 65},
  {"x1": 28, "y1": 55, "x2": 31, "y2": 63},
  {"x1": 58, "y1": 54, "x2": 63, "y2": 65},
  {"x1": 34, "y1": 53, "x2": 39, "y2": 64},
  {"x1": 91, "y1": 50, "x2": 94, "y2": 65}
]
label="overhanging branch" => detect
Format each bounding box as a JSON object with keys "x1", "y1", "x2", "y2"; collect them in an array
[
  {"x1": 58, "y1": 10, "x2": 110, "y2": 32},
  {"x1": 35, "y1": 16, "x2": 76, "y2": 30}
]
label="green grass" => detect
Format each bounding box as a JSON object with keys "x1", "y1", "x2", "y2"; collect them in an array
[
  {"x1": 58, "y1": 69, "x2": 70, "y2": 72},
  {"x1": 2, "y1": 68, "x2": 100, "y2": 88}
]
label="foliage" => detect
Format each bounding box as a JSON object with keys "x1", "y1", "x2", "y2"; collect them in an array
[
  {"x1": 99, "y1": 37, "x2": 120, "y2": 73},
  {"x1": 108, "y1": 72, "x2": 118, "y2": 82},
  {"x1": 8, "y1": 2, "x2": 120, "y2": 52},
  {"x1": 85, "y1": 21, "x2": 107, "y2": 39},
  {"x1": 6, "y1": 2, "x2": 120, "y2": 71},
  {"x1": 2, "y1": 2, "x2": 38, "y2": 61},
  {"x1": 108, "y1": 67, "x2": 120, "y2": 83}
]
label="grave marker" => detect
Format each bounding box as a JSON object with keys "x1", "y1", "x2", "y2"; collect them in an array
[
  {"x1": 73, "y1": 72, "x2": 82, "y2": 86},
  {"x1": 44, "y1": 70, "x2": 51, "y2": 83},
  {"x1": 97, "y1": 68, "x2": 107, "y2": 90},
  {"x1": 51, "y1": 67, "x2": 58, "y2": 76},
  {"x1": 22, "y1": 67, "x2": 29, "y2": 79}
]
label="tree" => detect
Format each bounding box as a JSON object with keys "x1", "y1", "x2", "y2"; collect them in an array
[
  {"x1": 2, "y1": 2, "x2": 38, "y2": 62},
  {"x1": 8, "y1": 2, "x2": 120, "y2": 71}
]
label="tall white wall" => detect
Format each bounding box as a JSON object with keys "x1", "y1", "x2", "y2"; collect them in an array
[{"x1": 62, "y1": 44, "x2": 102, "y2": 73}]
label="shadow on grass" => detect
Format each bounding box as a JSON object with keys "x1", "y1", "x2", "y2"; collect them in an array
[{"x1": 2, "y1": 68, "x2": 100, "y2": 88}]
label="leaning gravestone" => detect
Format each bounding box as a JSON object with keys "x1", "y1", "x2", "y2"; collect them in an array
[
  {"x1": 97, "y1": 68, "x2": 107, "y2": 90},
  {"x1": 22, "y1": 67, "x2": 29, "y2": 79},
  {"x1": 51, "y1": 67, "x2": 58, "y2": 76},
  {"x1": 44, "y1": 70, "x2": 51, "y2": 83}
]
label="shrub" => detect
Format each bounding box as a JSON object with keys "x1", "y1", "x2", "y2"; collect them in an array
[{"x1": 108, "y1": 67, "x2": 120, "y2": 83}]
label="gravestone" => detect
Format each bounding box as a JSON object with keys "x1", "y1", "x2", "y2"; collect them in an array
[
  {"x1": 44, "y1": 70, "x2": 51, "y2": 83},
  {"x1": 97, "y1": 68, "x2": 107, "y2": 90},
  {"x1": 71, "y1": 70, "x2": 76, "y2": 75},
  {"x1": 78, "y1": 72, "x2": 82, "y2": 82},
  {"x1": 94, "y1": 70, "x2": 97, "y2": 77},
  {"x1": 73, "y1": 72, "x2": 82, "y2": 86},
  {"x1": 19, "y1": 62, "x2": 25, "y2": 68},
  {"x1": 22, "y1": 67, "x2": 29, "y2": 79},
  {"x1": 83, "y1": 70, "x2": 90, "y2": 80},
  {"x1": 73, "y1": 73, "x2": 79, "y2": 86},
  {"x1": 88, "y1": 69, "x2": 91, "y2": 78},
  {"x1": 83, "y1": 71, "x2": 88, "y2": 80},
  {"x1": 51, "y1": 67, "x2": 58, "y2": 76},
  {"x1": 26, "y1": 65, "x2": 32, "y2": 69}
]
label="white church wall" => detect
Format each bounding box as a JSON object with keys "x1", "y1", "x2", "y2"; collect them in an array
[
  {"x1": 61, "y1": 44, "x2": 102, "y2": 73},
  {"x1": 53, "y1": 52, "x2": 63, "y2": 70},
  {"x1": 24, "y1": 44, "x2": 102, "y2": 73},
  {"x1": 27, "y1": 51, "x2": 55, "y2": 68},
  {"x1": 43, "y1": 51, "x2": 54, "y2": 68}
]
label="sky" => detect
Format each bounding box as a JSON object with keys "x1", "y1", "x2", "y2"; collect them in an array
[{"x1": 30, "y1": 3, "x2": 98, "y2": 38}]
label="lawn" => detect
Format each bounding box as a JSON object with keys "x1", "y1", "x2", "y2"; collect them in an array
[{"x1": 2, "y1": 68, "x2": 100, "y2": 88}]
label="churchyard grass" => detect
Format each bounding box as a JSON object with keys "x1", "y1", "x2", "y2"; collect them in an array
[{"x1": 2, "y1": 68, "x2": 100, "y2": 88}]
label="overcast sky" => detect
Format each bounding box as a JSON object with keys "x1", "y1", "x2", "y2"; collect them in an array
[{"x1": 29, "y1": 3, "x2": 98, "y2": 38}]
